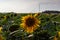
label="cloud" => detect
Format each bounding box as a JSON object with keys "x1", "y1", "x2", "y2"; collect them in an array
[
  {"x1": 0, "y1": 0, "x2": 60, "y2": 13},
  {"x1": 0, "y1": 0, "x2": 39, "y2": 13}
]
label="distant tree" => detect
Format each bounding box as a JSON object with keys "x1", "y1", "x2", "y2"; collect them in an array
[{"x1": 42, "y1": 10, "x2": 60, "y2": 13}]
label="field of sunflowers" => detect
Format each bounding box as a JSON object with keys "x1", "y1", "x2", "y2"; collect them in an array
[{"x1": 0, "y1": 13, "x2": 60, "y2": 40}]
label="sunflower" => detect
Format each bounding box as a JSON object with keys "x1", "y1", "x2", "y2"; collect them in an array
[
  {"x1": 1, "y1": 15, "x2": 6, "y2": 20},
  {"x1": 20, "y1": 13, "x2": 41, "y2": 33},
  {"x1": 4, "y1": 16, "x2": 6, "y2": 19},
  {"x1": 57, "y1": 31, "x2": 60, "y2": 37},
  {"x1": 0, "y1": 26, "x2": 3, "y2": 33},
  {"x1": 0, "y1": 35, "x2": 3, "y2": 40},
  {"x1": 53, "y1": 31, "x2": 60, "y2": 40},
  {"x1": 53, "y1": 36, "x2": 57, "y2": 40}
]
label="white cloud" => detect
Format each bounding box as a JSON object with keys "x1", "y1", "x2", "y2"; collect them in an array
[
  {"x1": 0, "y1": 0, "x2": 39, "y2": 13},
  {"x1": 0, "y1": 0, "x2": 60, "y2": 13}
]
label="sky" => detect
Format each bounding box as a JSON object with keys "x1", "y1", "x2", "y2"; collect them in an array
[{"x1": 0, "y1": 0, "x2": 60, "y2": 13}]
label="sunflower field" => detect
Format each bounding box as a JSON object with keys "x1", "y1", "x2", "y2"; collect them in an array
[{"x1": 0, "y1": 13, "x2": 60, "y2": 40}]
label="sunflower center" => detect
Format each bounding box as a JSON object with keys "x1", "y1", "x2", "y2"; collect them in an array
[{"x1": 26, "y1": 17, "x2": 35, "y2": 27}]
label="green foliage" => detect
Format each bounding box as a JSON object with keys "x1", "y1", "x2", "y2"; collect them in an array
[{"x1": 0, "y1": 13, "x2": 60, "y2": 40}]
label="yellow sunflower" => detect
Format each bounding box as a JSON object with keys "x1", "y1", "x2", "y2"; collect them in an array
[
  {"x1": 57, "y1": 31, "x2": 60, "y2": 37},
  {"x1": 0, "y1": 26, "x2": 3, "y2": 33},
  {"x1": 20, "y1": 13, "x2": 41, "y2": 33},
  {"x1": 4, "y1": 16, "x2": 6, "y2": 19},
  {"x1": 53, "y1": 36, "x2": 57, "y2": 40},
  {"x1": 0, "y1": 35, "x2": 4, "y2": 40}
]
